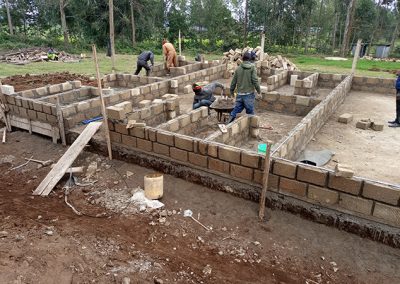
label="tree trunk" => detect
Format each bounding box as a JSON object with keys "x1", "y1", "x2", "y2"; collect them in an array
[
  {"x1": 109, "y1": 0, "x2": 116, "y2": 71},
  {"x1": 390, "y1": 20, "x2": 399, "y2": 56},
  {"x1": 332, "y1": 12, "x2": 338, "y2": 54},
  {"x1": 130, "y1": 0, "x2": 136, "y2": 46},
  {"x1": 340, "y1": 0, "x2": 357, "y2": 57},
  {"x1": 59, "y1": 0, "x2": 70, "y2": 45},
  {"x1": 316, "y1": 0, "x2": 325, "y2": 51},
  {"x1": 243, "y1": 0, "x2": 248, "y2": 45},
  {"x1": 5, "y1": 0, "x2": 13, "y2": 35}
]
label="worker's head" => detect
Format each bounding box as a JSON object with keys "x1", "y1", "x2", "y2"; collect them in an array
[
  {"x1": 192, "y1": 83, "x2": 202, "y2": 93},
  {"x1": 242, "y1": 52, "x2": 252, "y2": 62},
  {"x1": 162, "y1": 39, "x2": 168, "y2": 45}
]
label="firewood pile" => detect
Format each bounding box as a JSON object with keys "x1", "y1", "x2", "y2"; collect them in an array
[
  {"x1": 0, "y1": 47, "x2": 81, "y2": 65},
  {"x1": 222, "y1": 47, "x2": 298, "y2": 74}
]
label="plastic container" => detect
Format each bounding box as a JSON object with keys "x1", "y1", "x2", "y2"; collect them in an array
[
  {"x1": 258, "y1": 144, "x2": 267, "y2": 154},
  {"x1": 144, "y1": 173, "x2": 163, "y2": 200}
]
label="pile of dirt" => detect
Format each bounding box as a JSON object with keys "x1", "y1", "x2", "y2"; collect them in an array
[
  {"x1": 0, "y1": 47, "x2": 81, "y2": 65},
  {"x1": 1, "y1": 72, "x2": 98, "y2": 92}
]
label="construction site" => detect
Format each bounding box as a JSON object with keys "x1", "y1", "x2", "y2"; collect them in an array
[{"x1": 1, "y1": 46, "x2": 400, "y2": 284}]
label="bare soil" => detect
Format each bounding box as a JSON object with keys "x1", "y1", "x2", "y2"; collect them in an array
[
  {"x1": 1, "y1": 72, "x2": 98, "y2": 92},
  {"x1": 1, "y1": 131, "x2": 400, "y2": 283},
  {"x1": 304, "y1": 91, "x2": 400, "y2": 185}
]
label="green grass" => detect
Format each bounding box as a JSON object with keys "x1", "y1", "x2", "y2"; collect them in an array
[{"x1": 289, "y1": 55, "x2": 399, "y2": 78}]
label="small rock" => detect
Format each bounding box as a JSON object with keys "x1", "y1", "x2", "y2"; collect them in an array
[
  {"x1": 159, "y1": 217, "x2": 166, "y2": 224},
  {"x1": 126, "y1": 171, "x2": 134, "y2": 177},
  {"x1": 330, "y1": 261, "x2": 337, "y2": 266},
  {"x1": 321, "y1": 256, "x2": 325, "y2": 261},
  {"x1": 154, "y1": 278, "x2": 163, "y2": 284},
  {"x1": 32, "y1": 175, "x2": 38, "y2": 179},
  {"x1": 122, "y1": 277, "x2": 130, "y2": 284},
  {"x1": 15, "y1": 235, "x2": 24, "y2": 241},
  {"x1": 202, "y1": 264, "x2": 212, "y2": 275},
  {"x1": 218, "y1": 251, "x2": 223, "y2": 256},
  {"x1": 37, "y1": 215, "x2": 42, "y2": 220},
  {"x1": 45, "y1": 230, "x2": 54, "y2": 236},
  {"x1": 0, "y1": 231, "x2": 8, "y2": 238},
  {"x1": 113, "y1": 181, "x2": 119, "y2": 185},
  {"x1": 253, "y1": 241, "x2": 261, "y2": 246},
  {"x1": 159, "y1": 210, "x2": 167, "y2": 217},
  {"x1": 197, "y1": 236, "x2": 204, "y2": 243},
  {"x1": 221, "y1": 227, "x2": 227, "y2": 231},
  {"x1": 167, "y1": 210, "x2": 173, "y2": 216},
  {"x1": 172, "y1": 210, "x2": 177, "y2": 215},
  {"x1": 333, "y1": 267, "x2": 339, "y2": 272}
]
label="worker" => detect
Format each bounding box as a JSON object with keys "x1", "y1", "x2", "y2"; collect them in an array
[
  {"x1": 227, "y1": 52, "x2": 261, "y2": 124},
  {"x1": 134, "y1": 51, "x2": 154, "y2": 76},
  {"x1": 47, "y1": 48, "x2": 59, "y2": 61},
  {"x1": 388, "y1": 70, "x2": 400, "y2": 128},
  {"x1": 162, "y1": 39, "x2": 178, "y2": 73},
  {"x1": 192, "y1": 82, "x2": 224, "y2": 111},
  {"x1": 250, "y1": 51, "x2": 257, "y2": 63}
]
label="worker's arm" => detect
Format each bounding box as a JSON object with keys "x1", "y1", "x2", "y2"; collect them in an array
[
  {"x1": 230, "y1": 71, "x2": 238, "y2": 97},
  {"x1": 162, "y1": 45, "x2": 167, "y2": 57},
  {"x1": 150, "y1": 52, "x2": 154, "y2": 66},
  {"x1": 251, "y1": 66, "x2": 261, "y2": 94}
]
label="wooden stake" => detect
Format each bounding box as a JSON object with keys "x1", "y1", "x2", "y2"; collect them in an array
[
  {"x1": 258, "y1": 143, "x2": 271, "y2": 221},
  {"x1": 179, "y1": 29, "x2": 182, "y2": 56},
  {"x1": 92, "y1": 44, "x2": 113, "y2": 160},
  {"x1": 260, "y1": 32, "x2": 265, "y2": 61},
  {"x1": 56, "y1": 96, "x2": 66, "y2": 146},
  {"x1": 2, "y1": 128, "x2": 6, "y2": 143},
  {"x1": 351, "y1": 39, "x2": 362, "y2": 74},
  {"x1": 109, "y1": 0, "x2": 116, "y2": 71}
]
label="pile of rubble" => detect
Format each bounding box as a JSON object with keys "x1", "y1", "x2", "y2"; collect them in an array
[
  {"x1": 362, "y1": 56, "x2": 400, "y2": 62},
  {"x1": 0, "y1": 47, "x2": 81, "y2": 65},
  {"x1": 222, "y1": 47, "x2": 298, "y2": 74}
]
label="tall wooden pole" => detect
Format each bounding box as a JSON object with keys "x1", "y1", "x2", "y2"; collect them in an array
[
  {"x1": 178, "y1": 29, "x2": 182, "y2": 56},
  {"x1": 92, "y1": 45, "x2": 113, "y2": 160},
  {"x1": 109, "y1": 0, "x2": 116, "y2": 71},
  {"x1": 5, "y1": 0, "x2": 13, "y2": 35},
  {"x1": 351, "y1": 39, "x2": 362, "y2": 74},
  {"x1": 258, "y1": 143, "x2": 271, "y2": 221},
  {"x1": 260, "y1": 32, "x2": 265, "y2": 61}
]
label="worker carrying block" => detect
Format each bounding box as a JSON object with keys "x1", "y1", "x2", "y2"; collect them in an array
[{"x1": 162, "y1": 39, "x2": 178, "y2": 73}]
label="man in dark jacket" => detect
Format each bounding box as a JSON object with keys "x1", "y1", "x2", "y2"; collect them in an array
[
  {"x1": 192, "y1": 82, "x2": 224, "y2": 110},
  {"x1": 388, "y1": 70, "x2": 400, "y2": 128},
  {"x1": 134, "y1": 51, "x2": 154, "y2": 76},
  {"x1": 227, "y1": 52, "x2": 261, "y2": 123}
]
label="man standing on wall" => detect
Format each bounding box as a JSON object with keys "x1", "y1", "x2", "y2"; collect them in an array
[
  {"x1": 388, "y1": 70, "x2": 400, "y2": 128},
  {"x1": 162, "y1": 39, "x2": 178, "y2": 74},
  {"x1": 227, "y1": 52, "x2": 261, "y2": 123},
  {"x1": 134, "y1": 51, "x2": 154, "y2": 76}
]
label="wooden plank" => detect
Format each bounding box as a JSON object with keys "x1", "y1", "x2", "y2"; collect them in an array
[
  {"x1": 258, "y1": 142, "x2": 272, "y2": 221},
  {"x1": 33, "y1": 121, "x2": 102, "y2": 196},
  {"x1": 56, "y1": 96, "x2": 66, "y2": 145},
  {"x1": 10, "y1": 117, "x2": 59, "y2": 139}
]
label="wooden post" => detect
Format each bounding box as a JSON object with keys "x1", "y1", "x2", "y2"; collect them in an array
[
  {"x1": 56, "y1": 96, "x2": 66, "y2": 146},
  {"x1": 351, "y1": 39, "x2": 362, "y2": 74},
  {"x1": 109, "y1": 0, "x2": 116, "y2": 72},
  {"x1": 260, "y1": 31, "x2": 265, "y2": 61},
  {"x1": 258, "y1": 143, "x2": 271, "y2": 221},
  {"x1": 179, "y1": 29, "x2": 182, "y2": 56},
  {"x1": 92, "y1": 44, "x2": 113, "y2": 160}
]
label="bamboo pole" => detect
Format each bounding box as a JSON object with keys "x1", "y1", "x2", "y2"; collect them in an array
[
  {"x1": 109, "y1": 0, "x2": 116, "y2": 71},
  {"x1": 260, "y1": 32, "x2": 265, "y2": 61},
  {"x1": 92, "y1": 44, "x2": 113, "y2": 160},
  {"x1": 179, "y1": 29, "x2": 182, "y2": 56},
  {"x1": 258, "y1": 142, "x2": 271, "y2": 221},
  {"x1": 351, "y1": 39, "x2": 362, "y2": 74}
]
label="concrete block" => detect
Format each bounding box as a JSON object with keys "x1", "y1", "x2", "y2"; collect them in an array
[
  {"x1": 191, "y1": 108, "x2": 202, "y2": 122},
  {"x1": 207, "y1": 143, "x2": 218, "y2": 157},
  {"x1": 373, "y1": 202, "x2": 400, "y2": 227},
  {"x1": 170, "y1": 147, "x2": 188, "y2": 162},
  {"x1": 170, "y1": 80, "x2": 178, "y2": 88},
  {"x1": 294, "y1": 80, "x2": 303, "y2": 88},
  {"x1": 168, "y1": 119, "x2": 180, "y2": 132},
  {"x1": 362, "y1": 181, "x2": 400, "y2": 205},
  {"x1": 49, "y1": 84, "x2": 62, "y2": 94},
  {"x1": 27, "y1": 109, "x2": 37, "y2": 120},
  {"x1": 308, "y1": 185, "x2": 339, "y2": 205},
  {"x1": 295, "y1": 96, "x2": 310, "y2": 106},
  {"x1": 153, "y1": 142, "x2": 170, "y2": 156},
  {"x1": 184, "y1": 85, "x2": 192, "y2": 94},
  {"x1": 219, "y1": 146, "x2": 241, "y2": 164},
  {"x1": 250, "y1": 116, "x2": 260, "y2": 128},
  {"x1": 140, "y1": 108, "x2": 152, "y2": 120},
  {"x1": 230, "y1": 164, "x2": 253, "y2": 181},
  {"x1": 32, "y1": 102, "x2": 43, "y2": 112},
  {"x1": 338, "y1": 193, "x2": 373, "y2": 215},
  {"x1": 290, "y1": 75, "x2": 298, "y2": 86},
  {"x1": 121, "y1": 135, "x2": 137, "y2": 148},
  {"x1": 175, "y1": 135, "x2": 194, "y2": 151},
  {"x1": 250, "y1": 128, "x2": 259, "y2": 138},
  {"x1": 138, "y1": 100, "x2": 151, "y2": 108},
  {"x1": 77, "y1": 101, "x2": 90, "y2": 112},
  {"x1": 115, "y1": 123, "x2": 129, "y2": 135},
  {"x1": 297, "y1": 165, "x2": 327, "y2": 186},
  {"x1": 334, "y1": 164, "x2": 354, "y2": 178},
  {"x1": 167, "y1": 111, "x2": 176, "y2": 119},
  {"x1": 241, "y1": 151, "x2": 260, "y2": 168},
  {"x1": 273, "y1": 159, "x2": 297, "y2": 178},
  {"x1": 338, "y1": 113, "x2": 353, "y2": 124},
  {"x1": 200, "y1": 107, "x2": 208, "y2": 118},
  {"x1": 166, "y1": 99, "x2": 176, "y2": 111},
  {"x1": 327, "y1": 173, "x2": 362, "y2": 195},
  {"x1": 136, "y1": 138, "x2": 153, "y2": 152},
  {"x1": 279, "y1": 177, "x2": 307, "y2": 197},
  {"x1": 157, "y1": 131, "x2": 174, "y2": 146},
  {"x1": 208, "y1": 158, "x2": 230, "y2": 174},
  {"x1": 107, "y1": 106, "x2": 126, "y2": 120},
  {"x1": 37, "y1": 112, "x2": 47, "y2": 121},
  {"x1": 110, "y1": 131, "x2": 122, "y2": 143},
  {"x1": 356, "y1": 120, "x2": 371, "y2": 130},
  {"x1": 127, "y1": 111, "x2": 140, "y2": 121},
  {"x1": 371, "y1": 122, "x2": 384, "y2": 131},
  {"x1": 303, "y1": 79, "x2": 312, "y2": 88},
  {"x1": 188, "y1": 152, "x2": 208, "y2": 168},
  {"x1": 0, "y1": 85, "x2": 14, "y2": 95},
  {"x1": 129, "y1": 126, "x2": 145, "y2": 138}
]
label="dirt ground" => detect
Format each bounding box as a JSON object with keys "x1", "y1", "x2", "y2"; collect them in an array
[
  {"x1": 304, "y1": 91, "x2": 400, "y2": 185},
  {"x1": 1, "y1": 72, "x2": 98, "y2": 92},
  {"x1": 1, "y1": 131, "x2": 400, "y2": 284}
]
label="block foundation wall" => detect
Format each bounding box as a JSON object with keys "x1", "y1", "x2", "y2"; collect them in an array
[{"x1": 351, "y1": 76, "x2": 396, "y2": 94}]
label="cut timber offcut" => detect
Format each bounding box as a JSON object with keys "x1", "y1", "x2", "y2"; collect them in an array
[{"x1": 33, "y1": 121, "x2": 102, "y2": 196}]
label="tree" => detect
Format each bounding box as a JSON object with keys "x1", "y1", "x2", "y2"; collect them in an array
[
  {"x1": 59, "y1": 0, "x2": 70, "y2": 45},
  {"x1": 341, "y1": 0, "x2": 357, "y2": 56},
  {"x1": 5, "y1": 0, "x2": 13, "y2": 35},
  {"x1": 130, "y1": 0, "x2": 136, "y2": 46}
]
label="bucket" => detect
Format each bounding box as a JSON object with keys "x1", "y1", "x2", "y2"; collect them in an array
[
  {"x1": 258, "y1": 143, "x2": 267, "y2": 154},
  {"x1": 144, "y1": 173, "x2": 163, "y2": 200}
]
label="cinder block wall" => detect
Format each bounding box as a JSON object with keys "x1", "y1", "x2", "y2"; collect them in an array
[
  {"x1": 265, "y1": 71, "x2": 288, "y2": 91},
  {"x1": 317, "y1": 73, "x2": 347, "y2": 88},
  {"x1": 13, "y1": 81, "x2": 82, "y2": 99},
  {"x1": 293, "y1": 73, "x2": 319, "y2": 96},
  {"x1": 352, "y1": 76, "x2": 396, "y2": 94},
  {"x1": 272, "y1": 75, "x2": 353, "y2": 160},
  {"x1": 258, "y1": 91, "x2": 321, "y2": 116},
  {"x1": 103, "y1": 74, "x2": 163, "y2": 88}
]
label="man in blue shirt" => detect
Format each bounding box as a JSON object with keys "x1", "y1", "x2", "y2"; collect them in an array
[{"x1": 388, "y1": 70, "x2": 400, "y2": 128}]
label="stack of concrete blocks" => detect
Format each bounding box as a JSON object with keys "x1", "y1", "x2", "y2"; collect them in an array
[
  {"x1": 103, "y1": 73, "x2": 163, "y2": 89},
  {"x1": 266, "y1": 71, "x2": 289, "y2": 91},
  {"x1": 356, "y1": 118, "x2": 384, "y2": 131},
  {"x1": 259, "y1": 89, "x2": 321, "y2": 116},
  {"x1": 206, "y1": 115, "x2": 260, "y2": 147},
  {"x1": 294, "y1": 73, "x2": 319, "y2": 96},
  {"x1": 273, "y1": 75, "x2": 353, "y2": 160},
  {"x1": 352, "y1": 76, "x2": 397, "y2": 94},
  {"x1": 317, "y1": 73, "x2": 347, "y2": 88},
  {"x1": 170, "y1": 62, "x2": 203, "y2": 77},
  {"x1": 157, "y1": 106, "x2": 208, "y2": 135}
]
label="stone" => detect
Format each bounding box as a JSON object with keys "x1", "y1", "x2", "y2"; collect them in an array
[
  {"x1": 334, "y1": 164, "x2": 354, "y2": 178},
  {"x1": 107, "y1": 106, "x2": 126, "y2": 120},
  {"x1": 371, "y1": 122, "x2": 384, "y2": 131},
  {"x1": 183, "y1": 85, "x2": 192, "y2": 94},
  {"x1": 272, "y1": 159, "x2": 296, "y2": 179},
  {"x1": 356, "y1": 120, "x2": 371, "y2": 130},
  {"x1": 338, "y1": 113, "x2": 353, "y2": 124},
  {"x1": 0, "y1": 85, "x2": 14, "y2": 95},
  {"x1": 138, "y1": 100, "x2": 151, "y2": 108},
  {"x1": 290, "y1": 75, "x2": 298, "y2": 86},
  {"x1": 295, "y1": 96, "x2": 310, "y2": 106}
]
